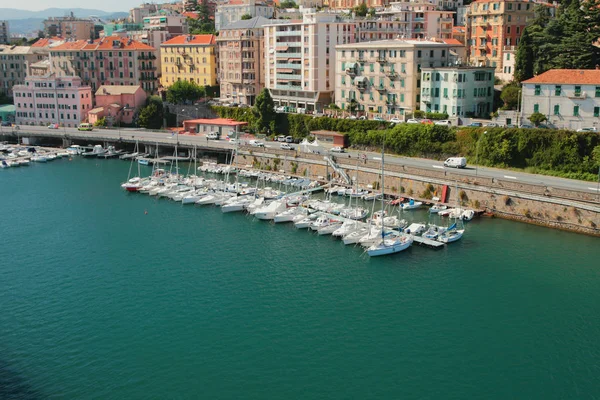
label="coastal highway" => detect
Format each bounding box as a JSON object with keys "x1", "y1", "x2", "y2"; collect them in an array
[{"x1": 4, "y1": 125, "x2": 600, "y2": 195}]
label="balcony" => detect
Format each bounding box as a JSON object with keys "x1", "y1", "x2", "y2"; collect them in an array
[
  {"x1": 140, "y1": 66, "x2": 157, "y2": 71},
  {"x1": 138, "y1": 54, "x2": 157, "y2": 60},
  {"x1": 276, "y1": 30, "x2": 302, "y2": 36},
  {"x1": 277, "y1": 41, "x2": 301, "y2": 47},
  {"x1": 385, "y1": 70, "x2": 397, "y2": 79},
  {"x1": 276, "y1": 63, "x2": 302, "y2": 69},
  {"x1": 276, "y1": 52, "x2": 302, "y2": 58},
  {"x1": 276, "y1": 73, "x2": 301, "y2": 81},
  {"x1": 376, "y1": 85, "x2": 387, "y2": 92},
  {"x1": 568, "y1": 92, "x2": 586, "y2": 99},
  {"x1": 139, "y1": 75, "x2": 156, "y2": 81},
  {"x1": 386, "y1": 100, "x2": 397, "y2": 106},
  {"x1": 377, "y1": 56, "x2": 387, "y2": 63}
]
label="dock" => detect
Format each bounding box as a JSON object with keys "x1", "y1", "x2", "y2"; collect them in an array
[{"x1": 412, "y1": 236, "x2": 445, "y2": 248}]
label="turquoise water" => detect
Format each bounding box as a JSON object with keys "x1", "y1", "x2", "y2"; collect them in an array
[{"x1": 1, "y1": 158, "x2": 600, "y2": 399}]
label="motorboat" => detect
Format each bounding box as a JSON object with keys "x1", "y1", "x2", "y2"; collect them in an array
[
  {"x1": 254, "y1": 200, "x2": 287, "y2": 220},
  {"x1": 437, "y1": 222, "x2": 464, "y2": 243},
  {"x1": 429, "y1": 204, "x2": 448, "y2": 214},
  {"x1": 66, "y1": 145, "x2": 83, "y2": 155},
  {"x1": 221, "y1": 196, "x2": 254, "y2": 213},
  {"x1": 195, "y1": 193, "x2": 221, "y2": 205},
  {"x1": 246, "y1": 197, "x2": 266, "y2": 215},
  {"x1": 30, "y1": 155, "x2": 48, "y2": 163},
  {"x1": 317, "y1": 221, "x2": 344, "y2": 235},
  {"x1": 274, "y1": 207, "x2": 308, "y2": 223},
  {"x1": 421, "y1": 224, "x2": 447, "y2": 240},
  {"x1": 404, "y1": 223, "x2": 426, "y2": 235},
  {"x1": 367, "y1": 234, "x2": 413, "y2": 257},
  {"x1": 400, "y1": 199, "x2": 423, "y2": 210},
  {"x1": 461, "y1": 209, "x2": 475, "y2": 221},
  {"x1": 362, "y1": 192, "x2": 382, "y2": 201},
  {"x1": 82, "y1": 145, "x2": 106, "y2": 157},
  {"x1": 121, "y1": 177, "x2": 144, "y2": 192},
  {"x1": 294, "y1": 213, "x2": 320, "y2": 229}
]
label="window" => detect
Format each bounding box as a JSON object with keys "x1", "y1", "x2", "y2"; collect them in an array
[
  {"x1": 417, "y1": 50, "x2": 421, "y2": 58},
  {"x1": 555, "y1": 85, "x2": 561, "y2": 96},
  {"x1": 443, "y1": 88, "x2": 448, "y2": 98},
  {"x1": 574, "y1": 86, "x2": 581, "y2": 96},
  {"x1": 533, "y1": 104, "x2": 539, "y2": 113},
  {"x1": 594, "y1": 107, "x2": 600, "y2": 118},
  {"x1": 573, "y1": 105, "x2": 579, "y2": 116},
  {"x1": 534, "y1": 85, "x2": 541, "y2": 96}
]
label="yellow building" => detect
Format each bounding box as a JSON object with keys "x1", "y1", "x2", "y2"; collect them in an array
[{"x1": 160, "y1": 34, "x2": 218, "y2": 89}]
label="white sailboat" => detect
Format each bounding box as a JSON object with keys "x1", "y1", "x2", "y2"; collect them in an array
[
  {"x1": 437, "y1": 182, "x2": 465, "y2": 243},
  {"x1": 367, "y1": 135, "x2": 413, "y2": 257}
]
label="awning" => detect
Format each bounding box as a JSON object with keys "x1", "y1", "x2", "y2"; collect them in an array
[
  {"x1": 345, "y1": 62, "x2": 358, "y2": 69},
  {"x1": 288, "y1": 58, "x2": 301, "y2": 62},
  {"x1": 278, "y1": 68, "x2": 294, "y2": 73},
  {"x1": 276, "y1": 45, "x2": 289, "y2": 51},
  {"x1": 354, "y1": 76, "x2": 368, "y2": 84}
]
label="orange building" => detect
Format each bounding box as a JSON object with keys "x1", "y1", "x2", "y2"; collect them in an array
[{"x1": 466, "y1": 0, "x2": 553, "y2": 73}]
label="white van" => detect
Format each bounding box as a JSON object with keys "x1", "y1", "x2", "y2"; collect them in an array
[
  {"x1": 206, "y1": 132, "x2": 219, "y2": 140},
  {"x1": 443, "y1": 157, "x2": 467, "y2": 168}
]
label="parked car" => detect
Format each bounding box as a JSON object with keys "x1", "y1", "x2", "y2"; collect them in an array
[
  {"x1": 443, "y1": 157, "x2": 467, "y2": 168},
  {"x1": 519, "y1": 124, "x2": 533, "y2": 129},
  {"x1": 228, "y1": 138, "x2": 239, "y2": 145},
  {"x1": 485, "y1": 122, "x2": 499, "y2": 127},
  {"x1": 296, "y1": 107, "x2": 306, "y2": 114},
  {"x1": 373, "y1": 116, "x2": 385, "y2": 122},
  {"x1": 206, "y1": 132, "x2": 219, "y2": 140},
  {"x1": 77, "y1": 123, "x2": 93, "y2": 131},
  {"x1": 577, "y1": 127, "x2": 597, "y2": 132},
  {"x1": 358, "y1": 116, "x2": 367, "y2": 120},
  {"x1": 275, "y1": 106, "x2": 286, "y2": 113},
  {"x1": 434, "y1": 120, "x2": 451, "y2": 126},
  {"x1": 229, "y1": 102, "x2": 239, "y2": 108},
  {"x1": 285, "y1": 136, "x2": 294, "y2": 143},
  {"x1": 406, "y1": 118, "x2": 420, "y2": 124},
  {"x1": 1, "y1": 121, "x2": 12, "y2": 127},
  {"x1": 468, "y1": 122, "x2": 483, "y2": 127},
  {"x1": 347, "y1": 115, "x2": 357, "y2": 120},
  {"x1": 330, "y1": 146, "x2": 345, "y2": 153},
  {"x1": 48, "y1": 123, "x2": 59, "y2": 129},
  {"x1": 390, "y1": 117, "x2": 402, "y2": 123},
  {"x1": 420, "y1": 119, "x2": 434, "y2": 125},
  {"x1": 280, "y1": 143, "x2": 294, "y2": 150},
  {"x1": 277, "y1": 135, "x2": 287, "y2": 142}
]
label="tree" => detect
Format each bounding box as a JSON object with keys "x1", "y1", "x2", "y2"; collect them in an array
[
  {"x1": 166, "y1": 80, "x2": 205, "y2": 104},
  {"x1": 354, "y1": 2, "x2": 368, "y2": 17},
  {"x1": 94, "y1": 117, "x2": 106, "y2": 127},
  {"x1": 367, "y1": 7, "x2": 376, "y2": 17},
  {"x1": 240, "y1": 14, "x2": 252, "y2": 20},
  {"x1": 529, "y1": 112, "x2": 547, "y2": 127},
  {"x1": 138, "y1": 102, "x2": 163, "y2": 129},
  {"x1": 500, "y1": 85, "x2": 521, "y2": 110},
  {"x1": 279, "y1": 0, "x2": 299, "y2": 8},
  {"x1": 514, "y1": 28, "x2": 534, "y2": 82},
  {"x1": 254, "y1": 88, "x2": 275, "y2": 133}
]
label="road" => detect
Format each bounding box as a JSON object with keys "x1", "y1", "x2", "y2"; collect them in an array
[{"x1": 3, "y1": 125, "x2": 600, "y2": 195}]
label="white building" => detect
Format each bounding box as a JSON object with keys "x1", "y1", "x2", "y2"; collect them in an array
[
  {"x1": 420, "y1": 65, "x2": 495, "y2": 117},
  {"x1": 215, "y1": 1, "x2": 274, "y2": 32},
  {"x1": 13, "y1": 75, "x2": 93, "y2": 127},
  {"x1": 497, "y1": 46, "x2": 515, "y2": 83},
  {"x1": 521, "y1": 69, "x2": 600, "y2": 131},
  {"x1": 335, "y1": 39, "x2": 456, "y2": 117},
  {"x1": 375, "y1": 1, "x2": 455, "y2": 40},
  {"x1": 264, "y1": 12, "x2": 357, "y2": 113}
]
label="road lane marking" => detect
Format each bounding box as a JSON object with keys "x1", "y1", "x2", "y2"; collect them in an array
[
  {"x1": 504, "y1": 175, "x2": 517, "y2": 180},
  {"x1": 589, "y1": 187, "x2": 600, "y2": 191},
  {"x1": 372, "y1": 157, "x2": 381, "y2": 160},
  {"x1": 432, "y1": 165, "x2": 444, "y2": 169}
]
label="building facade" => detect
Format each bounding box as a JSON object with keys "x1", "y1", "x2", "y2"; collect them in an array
[
  {"x1": 373, "y1": 1, "x2": 455, "y2": 40},
  {"x1": 217, "y1": 17, "x2": 285, "y2": 106},
  {"x1": 420, "y1": 65, "x2": 494, "y2": 117},
  {"x1": 0, "y1": 21, "x2": 9, "y2": 45},
  {"x1": 130, "y1": 3, "x2": 159, "y2": 24},
  {"x1": 43, "y1": 15, "x2": 96, "y2": 40},
  {"x1": 335, "y1": 39, "x2": 455, "y2": 117},
  {"x1": 496, "y1": 45, "x2": 515, "y2": 82},
  {"x1": 88, "y1": 85, "x2": 147, "y2": 126},
  {"x1": 328, "y1": 0, "x2": 389, "y2": 9},
  {"x1": 182, "y1": 117, "x2": 248, "y2": 135},
  {"x1": 160, "y1": 34, "x2": 217, "y2": 89},
  {"x1": 143, "y1": 15, "x2": 189, "y2": 35},
  {"x1": 521, "y1": 69, "x2": 600, "y2": 131},
  {"x1": 465, "y1": 0, "x2": 550, "y2": 73},
  {"x1": 13, "y1": 75, "x2": 93, "y2": 127},
  {"x1": 0, "y1": 45, "x2": 49, "y2": 96},
  {"x1": 264, "y1": 13, "x2": 358, "y2": 113},
  {"x1": 49, "y1": 36, "x2": 159, "y2": 93},
  {"x1": 215, "y1": 1, "x2": 274, "y2": 32}
]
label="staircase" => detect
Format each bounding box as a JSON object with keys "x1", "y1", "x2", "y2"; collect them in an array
[{"x1": 325, "y1": 156, "x2": 351, "y2": 185}]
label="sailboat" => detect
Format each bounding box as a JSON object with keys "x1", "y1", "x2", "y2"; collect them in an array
[
  {"x1": 437, "y1": 182, "x2": 465, "y2": 243},
  {"x1": 121, "y1": 141, "x2": 144, "y2": 192},
  {"x1": 367, "y1": 135, "x2": 413, "y2": 257}
]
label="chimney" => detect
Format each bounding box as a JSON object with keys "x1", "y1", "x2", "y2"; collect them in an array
[{"x1": 596, "y1": 64, "x2": 599, "y2": 70}]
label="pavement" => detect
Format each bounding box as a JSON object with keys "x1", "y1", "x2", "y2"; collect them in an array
[{"x1": 3, "y1": 124, "x2": 600, "y2": 195}]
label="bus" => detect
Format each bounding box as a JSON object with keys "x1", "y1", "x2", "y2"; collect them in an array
[{"x1": 78, "y1": 123, "x2": 93, "y2": 131}]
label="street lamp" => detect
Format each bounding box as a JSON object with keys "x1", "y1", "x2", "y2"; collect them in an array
[{"x1": 475, "y1": 130, "x2": 487, "y2": 178}]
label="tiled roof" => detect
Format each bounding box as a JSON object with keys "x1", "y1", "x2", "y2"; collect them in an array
[
  {"x1": 442, "y1": 38, "x2": 463, "y2": 46},
  {"x1": 51, "y1": 36, "x2": 155, "y2": 51},
  {"x1": 522, "y1": 69, "x2": 600, "y2": 85},
  {"x1": 184, "y1": 118, "x2": 248, "y2": 126},
  {"x1": 95, "y1": 85, "x2": 143, "y2": 96},
  {"x1": 182, "y1": 11, "x2": 201, "y2": 19},
  {"x1": 161, "y1": 34, "x2": 216, "y2": 46},
  {"x1": 220, "y1": 16, "x2": 283, "y2": 30}
]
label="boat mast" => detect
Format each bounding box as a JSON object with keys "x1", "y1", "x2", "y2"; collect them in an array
[{"x1": 380, "y1": 133, "x2": 385, "y2": 240}]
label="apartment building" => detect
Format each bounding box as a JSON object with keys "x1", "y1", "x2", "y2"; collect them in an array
[
  {"x1": 372, "y1": 1, "x2": 455, "y2": 41},
  {"x1": 218, "y1": 17, "x2": 285, "y2": 106},
  {"x1": 465, "y1": 0, "x2": 553, "y2": 73},
  {"x1": 215, "y1": 0, "x2": 274, "y2": 31},
  {"x1": 13, "y1": 75, "x2": 93, "y2": 127},
  {"x1": 496, "y1": 45, "x2": 515, "y2": 82},
  {"x1": 43, "y1": 15, "x2": 97, "y2": 40},
  {"x1": 143, "y1": 15, "x2": 189, "y2": 35},
  {"x1": 0, "y1": 21, "x2": 9, "y2": 45},
  {"x1": 520, "y1": 69, "x2": 600, "y2": 131},
  {"x1": 420, "y1": 65, "x2": 494, "y2": 117},
  {"x1": 88, "y1": 85, "x2": 147, "y2": 126},
  {"x1": 335, "y1": 39, "x2": 455, "y2": 116},
  {"x1": 160, "y1": 34, "x2": 218, "y2": 88},
  {"x1": 264, "y1": 13, "x2": 358, "y2": 113},
  {"x1": 0, "y1": 45, "x2": 49, "y2": 96},
  {"x1": 49, "y1": 36, "x2": 159, "y2": 93},
  {"x1": 329, "y1": 0, "x2": 390, "y2": 9},
  {"x1": 130, "y1": 3, "x2": 159, "y2": 24}
]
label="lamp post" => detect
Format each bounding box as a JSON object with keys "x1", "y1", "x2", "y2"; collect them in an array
[{"x1": 475, "y1": 130, "x2": 487, "y2": 178}]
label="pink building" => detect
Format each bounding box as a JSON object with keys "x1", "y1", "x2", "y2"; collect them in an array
[
  {"x1": 13, "y1": 74, "x2": 92, "y2": 127},
  {"x1": 88, "y1": 85, "x2": 147, "y2": 126}
]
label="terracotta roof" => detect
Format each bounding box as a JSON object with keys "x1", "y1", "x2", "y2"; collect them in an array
[
  {"x1": 522, "y1": 69, "x2": 600, "y2": 85},
  {"x1": 442, "y1": 38, "x2": 463, "y2": 46},
  {"x1": 162, "y1": 34, "x2": 216, "y2": 46},
  {"x1": 184, "y1": 118, "x2": 247, "y2": 126},
  {"x1": 182, "y1": 11, "x2": 201, "y2": 19},
  {"x1": 453, "y1": 26, "x2": 466, "y2": 33},
  {"x1": 51, "y1": 36, "x2": 155, "y2": 51},
  {"x1": 95, "y1": 85, "x2": 144, "y2": 96}
]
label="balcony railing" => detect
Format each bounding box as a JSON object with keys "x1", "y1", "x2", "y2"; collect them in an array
[
  {"x1": 377, "y1": 56, "x2": 387, "y2": 63},
  {"x1": 385, "y1": 70, "x2": 397, "y2": 78},
  {"x1": 138, "y1": 54, "x2": 157, "y2": 60},
  {"x1": 568, "y1": 92, "x2": 586, "y2": 99},
  {"x1": 346, "y1": 68, "x2": 357, "y2": 76},
  {"x1": 276, "y1": 73, "x2": 301, "y2": 80},
  {"x1": 376, "y1": 85, "x2": 387, "y2": 92},
  {"x1": 276, "y1": 30, "x2": 302, "y2": 36},
  {"x1": 276, "y1": 52, "x2": 302, "y2": 58}
]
